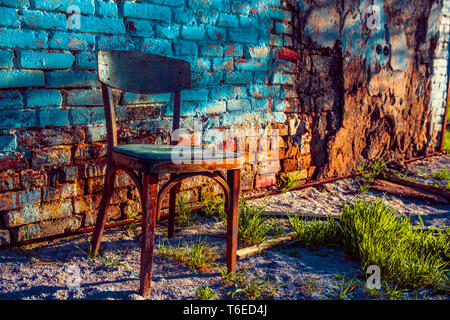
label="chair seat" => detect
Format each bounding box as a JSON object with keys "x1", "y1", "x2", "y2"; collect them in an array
[{"x1": 112, "y1": 144, "x2": 244, "y2": 173}]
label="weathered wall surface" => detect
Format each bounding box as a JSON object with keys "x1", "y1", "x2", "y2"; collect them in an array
[{"x1": 0, "y1": 0, "x2": 448, "y2": 245}]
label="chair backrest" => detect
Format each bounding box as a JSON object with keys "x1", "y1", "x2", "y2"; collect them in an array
[{"x1": 97, "y1": 50, "x2": 191, "y2": 153}]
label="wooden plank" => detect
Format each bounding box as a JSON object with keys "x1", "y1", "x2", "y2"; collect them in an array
[
  {"x1": 370, "y1": 179, "x2": 449, "y2": 204},
  {"x1": 236, "y1": 232, "x2": 297, "y2": 260},
  {"x1": 98, "y1": 50, "x2": 191, "y2": 94},
  {"x1": 385, "y1": 172, "x2": 450, "y2": 200}
]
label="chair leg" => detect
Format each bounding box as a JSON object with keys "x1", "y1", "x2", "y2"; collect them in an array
[
  {"x1": 90, "y1": 166, "x2": 117, "y2": 257},
  {"x1": 226, "y1": 169, "x2": 241, "y2": 274},
  {"x1": 168, "y1": 179, "x2": 180, "y2": 238},
  {"x1": 140, "y1": 173, "x2": 159, "y2": 297}
]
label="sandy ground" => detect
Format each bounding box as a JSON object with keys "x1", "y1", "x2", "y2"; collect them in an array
[{"x1": 0, "y1": 155, "x2": 449, "y2": 300}]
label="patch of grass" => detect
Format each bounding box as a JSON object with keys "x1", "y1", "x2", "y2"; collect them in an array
[
  {"x1": 238, "y1": 199, "x2": 273, "y2": 246},
  {"x1": 278, "y1": 172, "x2": 302, "y2": 193},
  {"x1": 332, "y1": 277, "x2": 357, "y2": 300},
  {"x1": 157, "y1": 236, "x2": 218, "y2": 272},
  {"x1": 287, "y1": 212, "x2": 341, "y2": 249},
  {"x1": 443, "y1": 128, "x2": 450, "y2": 152},
  {"x1": 200, "y1": 193, "x2": 226, "y2": 221},
  {"x1": 357, "y1": 159, "x2": 387, "y2": 193},
  {"x1": 381, "y1": 281, "x2": 409, "y2": 300},
  {"x1": 430, "y1": 169, "x2": 450, "y2": 189},
  {"x1": 195, "y1": 286, "x2": 217, "y2": 300},
  {"x1": 76, "y1": 244, "x2": 129, "y2": 270},
  {"x1": 299, "y1": 276, "x2": 321, "y2": 296},
  {"x1": 339, "y1": 197, "x2": 449, "y2": 291},
  {"x1": 176, "y1": 196, "x2": 197, "y2": 227},
  {"x1": 221, "y1": 267, "x2": 287, "y2": 300}
]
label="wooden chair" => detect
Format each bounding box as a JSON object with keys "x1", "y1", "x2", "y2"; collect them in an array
[{"x1": 90, "y1": 50, "x2": 243, "y2": 297}]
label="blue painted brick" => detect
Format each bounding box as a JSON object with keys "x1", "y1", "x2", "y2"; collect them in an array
[
  {"x1": 192, "y1": 72, "x2": 222, "y2": 87},
  {"x1": 0, "y1": 91, "x2": 23, "y2": 109},
  {"x1": 224, "y1": 43, "x2": 243, "y2": 57},
  {"x1": 155, "y1": 24, "x2": 179, "y2": 39},
  {"x1": 128, "y1": 20, "x2": 155, "y2": 38},
  {"x1": 81, "y1": 16, "x2": 125, "y2": 34},
  {"x1": 21, "y1": 10, "x2": 66, "y2": 30},
  {"x1": 235, "y1": 60, "x2": 268, "y2": 72},
  {"x1": 212, "y1": 57, "x2": 233, "y2": 71},
  {"x1": 20, "y1": 51, "x2": 75, "y2": 69},
  {"x1": 239, "y1": 16, "x2": 260, "y2": 29},
  {"x1": 181, "y1": 26, "x2": 206, "y2": 41},
  {"x1": 0, "y1": 109, "x2": 35, "y2": 129},
  {"x1": 200, "y1": 43, "x2": 223, "y2": 57},
  {"x1": 70, "y1": 107, "x2": 105, "y2": 125},
  {"x1": 67, "y1": 89, "x2": 103, "y2": 106},
  {"x1": 229, "y1": 31, "x2": 259, "y2": 43},
  {"x1": 122, "y1": 92, "x2": 171, "y2": 105},
  {"x1": 163, "y1": 101, "x2": 196, "y2": 117},
  {"x1": 0, "y1": 70, "x2": 45, "y2": 88},
  {"x1": 25, "y1": 89, "x2": 62, "y2": 107},
  {"x1": 0, "y1": 132, "x2": 16, "y2": 151},
  {"x1": 249, "y1": 84, "x2": 280, "y2": 99},
  {"x1": 224, "y1": 71, "x2": 253, "y2": 84},
  {"x1": 198, "y1": 10, "x2": 219, "y2": 25},
  {"x1": 273, "y1": 112, "x2": 286, "y2": 123},
  {"x1": 227, "y1": 99, "x2": 251, "y2": 111},
  {"x1": 174, "y1": 40, "x2": 198, "y2": 56},
  {"x1": 231, "y1": 1, "x2": 251, "y2": 15},
  {"x1": 75, "y1": 52, "x2": 97, "y2": 69},
  {"x1": 96, "y1": 0, "x2": 118, "y2": 17},
  {"x1": 198, "y1": 101, "x2": 226, "y2": 114},
  {"x1": 0, "y1": 0, "x2": 30, "y2": 8},
  {"x1": 0, "y1": 6, "x2": 19, "y2": 27},
  {"x1": 34, "y1": 0, "x2": 95, "y2": 15},
  {"x1": 254, "y1": 71, "x2": 270, "y2": 84},
  {"x1": 46, "y1": 71, "x2": 98, "y2": 87},
  {"x1": 181, "y1": 89, "x2": 209, "y2": 102},
  {"x1": 0, "y1": 28, "x2": 48, "y2": 49},
  {"x1": 124, "y1": 2, "x2": 171, "y2": 22},
  {"x1": 268, "y1": 8, "x2": 291, "y2": 21},
  {"x1": 275, "y1": 22, "x2": 292, "y2": 35},
  {"x1": 273, "y1": 100, "x2": 289, "y2": 112},
  {"x1": 206, "y1": 26, "x2": 227, "y2": 41},
  {"x1": 49, "y1": 32, "x2": 94, "y2": 50},
  {"x1": 189, "y1": 0, "x2": 223, "y2": 9},
  {"x1": 140, "y1": 38, "x2": 172, "y2": 55},
  {"x1": 37, "y1": 107, "x2": 70, "y2": 127},
  {"x1": 272, "y1": 72, "x2": 295, "y2": 85},
  {"x1": 173, "y1": 8, "x2": 196, "y2": 24},
  {"x1": 217, "y1": 13, "x2": 239, "y2": 28},
  {"x1": 210, "y1": 85, "x2": 247, "y2": 100},
  {"x1": 97, "y1": 35, "x2": 134, "y2": 51},
  {"x1": 0, "y1": 50, "x2": 14, "y2": 68},
  {"x1": 187, "y1": 57, "x2": 211, "y2": 72},
  {"x1": 162, "y1": 0, "x2": 184, "y2": 6}
]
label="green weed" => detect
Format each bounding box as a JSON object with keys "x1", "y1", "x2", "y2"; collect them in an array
[
  {"x1": 339, "y1": 197, "x2": 449, "y2": 290},
  {"x1": 195, "y1": 286, "x2": 217, "y2": 300},
  {"x1": 158, "y1": 236, "x2": 218, "y2": 272},
  {"x1": 200, "y1": 193, "x2": 226, "y2": 221},
  {"x1": 176, "y1": 196, "x2": 197, "y2": 227},
  {"x1": 287, "y1": 212, "x2": 341, "y2": 249},
  {"x1": 238, "y1": 199, "x2": 273, "y2": 246},
  {"x1": 332, "y1": 277, "x2": 357, "y2": 300},
  {"x1": 357, "y1": 159, "x2": 387, "y2": 193}
]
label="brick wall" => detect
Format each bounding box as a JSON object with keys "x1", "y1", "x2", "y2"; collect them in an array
[
  {"x1": 430, "y1": 0, "x2": 450, "y2": 143},
  {"x1": 0, "y1": 0, "x2": 447, "y2": 245}
]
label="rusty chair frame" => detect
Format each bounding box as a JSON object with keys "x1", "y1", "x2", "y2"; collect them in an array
[{"x1": 90, "y1": 50, "x2": 243, "y2": 297}]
